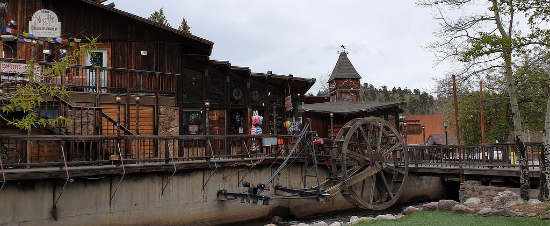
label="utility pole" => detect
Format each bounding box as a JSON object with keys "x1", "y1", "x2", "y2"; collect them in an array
[
  {"x1": 480, "y1": 80, "x2": 486, "y2": 163},
  {"x1": 452, "y1": 75, "x2": 461, "y2": 145},
  {"x1": 452, "y1": 75, "x2": 462, "y2": 169}
]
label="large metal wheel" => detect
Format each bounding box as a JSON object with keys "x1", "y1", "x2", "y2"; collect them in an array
[{"x1": 332, "y1": 117, "x2": 408, "y2": 210}]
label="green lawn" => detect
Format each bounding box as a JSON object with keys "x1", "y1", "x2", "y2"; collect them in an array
[{"x1": 357, "y1": 211, "x2": 549, "y2": 226}]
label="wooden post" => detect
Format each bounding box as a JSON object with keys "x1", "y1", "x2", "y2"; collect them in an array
[
  {"x1": 452, "y1": 75, "x2": 461, "y2": 166},
  {"x1": 480, "y1": 80, "x2": 486, "y2": 163},
  {"x1": 452, "y1": 75, "x2": 461, "y2": 145}
]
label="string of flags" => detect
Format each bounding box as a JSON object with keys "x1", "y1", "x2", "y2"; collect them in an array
[{"x1": 1, "y1": 26, "x2": 82, "y2": 46}]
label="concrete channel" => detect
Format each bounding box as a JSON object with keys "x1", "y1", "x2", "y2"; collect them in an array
[{"x1": 0, "y1": 164, "x2": 445, "y2": 225}]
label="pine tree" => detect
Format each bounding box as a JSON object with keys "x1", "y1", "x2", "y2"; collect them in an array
[
  {"x1": 148, "y1": 8, "x2": 170, "y2": 27},
  {"x1": 178, "y1": 17, "x2": 191, "y2": 33}
]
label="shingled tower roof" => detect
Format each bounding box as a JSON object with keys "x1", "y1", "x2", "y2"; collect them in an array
[{"x1": 328, "y1": 51, "x2": 361, "y2": 82}]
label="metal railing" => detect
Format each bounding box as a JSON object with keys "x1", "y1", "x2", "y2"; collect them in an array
[
  {"x1": 406, "y1": 143, "x2": 543, "y2": 169},
  {"x1": 0, "y1": 134, "x2": 300, "y2": 169}
]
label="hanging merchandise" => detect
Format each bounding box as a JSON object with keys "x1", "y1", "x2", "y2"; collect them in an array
[{"x1": 250, "y1": 110, "x2": 264, "y2": 152}]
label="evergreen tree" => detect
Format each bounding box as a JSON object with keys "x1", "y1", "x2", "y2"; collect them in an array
[
  {"x1": 148, "y1": 8, "x2": 170, "y2": 27},
  {"x1": 178, "y1": 17, "x2": 191, "y2": 33}
]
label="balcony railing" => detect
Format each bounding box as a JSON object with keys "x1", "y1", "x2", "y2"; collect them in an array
[{"x1": 0, "y1": 58, "x2": 177, "y2": 95}]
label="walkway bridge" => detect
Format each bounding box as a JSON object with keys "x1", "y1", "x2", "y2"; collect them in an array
[
  {"x1": 0, "y1": 131, "x2": 544, "y2": 225},
  {"x1": 0, "y1": 134, "x2": 542, "y2": 185}
]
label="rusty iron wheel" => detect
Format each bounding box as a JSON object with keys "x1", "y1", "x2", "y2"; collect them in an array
[{"x1": 332, "y1": 117, "x2": 408, "y2": 210}]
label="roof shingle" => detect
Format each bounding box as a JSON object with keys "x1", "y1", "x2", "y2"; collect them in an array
[{"x1": 328, "y1": 52, "x2": 361, "y2": 82}]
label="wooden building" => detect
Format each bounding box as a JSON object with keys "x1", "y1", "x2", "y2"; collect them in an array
[
  {"x1": 303, "y1": 51, "x2": 404, "y2": 138},
  {"x1": 0, "y1": 0, "x2": 314, "y2": 163}
]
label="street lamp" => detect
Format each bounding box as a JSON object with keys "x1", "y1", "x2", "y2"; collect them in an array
[
  {"x1": 330, "y1": 112, "x2": 334, "y2": 139},
  {"x1": 204, "y1": 100, "x2": 210, "y2": 135},
  {"x1": 116, "y1": 95, "x2": 122, "y2": 136},
  {"x1": 135, "y1": 95, "x2": 141, "y2": 135},
  {"x1": 443, "y1": 119, "x2": 449, "y2": 145}
]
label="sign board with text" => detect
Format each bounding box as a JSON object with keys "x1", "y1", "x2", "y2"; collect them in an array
[
  {"x1": 29, "y1": 9, "x2": 61, "y2": 38},
  {"x1": 1, "y1": 62, "x2": 42, "y2": 75}
]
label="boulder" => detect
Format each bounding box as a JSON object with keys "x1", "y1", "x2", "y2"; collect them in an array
[
  {"x1": 272, "y1": 216, "x2": 283, "y2": 224},
  {"x1": 451, "y1": 204, "x2": 475, "y2": 214},
  {"x1": 329, "y1": 222, "x2": 342, "y2": 226},
  {"x1": 294, "y1": 223, "x2": 310, "y2": 226},
  {"x1": 438, "y1": 200, "x2": 459, "y2": 211},
  {"x1": 540, "y1": 211, "x2": 550, "y2": 220},
  {"x1": 349, "y1": 216, "x2": 360, "y2": 224},
  {"x1": 422, "y1": 202, "x2": 439, "y2": 211},
  {"x1": 403, "y1": 206, "x2": 419, "y2": 215},
  {"x1": 312, "y1": 221, "x2": 328, "y2": 226},
  {"x1": 527, "y1": 199, "x2": 542, "y2": 205},
  {"x1": 479, "y1": 208, "x2": 506, "y2": 216},
  {"x1": 265, "y1": 224, "x2": 276, "y2": 226},
  {"x1": 375, "y1": 214, "x2": 396, "y2": 220},
  {"x1": 506, "y1": 211, "x2": 522, "y2": 217},
  {"x1": 463, "y1": 197, "x2": 481, "y2": 207},
  {"x1": 492, "y1": 191, "x2": 523, "y2": 208},
  {"x1": 359, "y1": 217, "x2": 374, "y2": 222}
]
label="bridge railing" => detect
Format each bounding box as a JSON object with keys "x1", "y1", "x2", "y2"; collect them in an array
[
  {"x1": 0, "y1": 135, "x2": 299, "y2": 169},
  {"x1": 406, "y1": 143, "x2": 543, "y2": 169}
]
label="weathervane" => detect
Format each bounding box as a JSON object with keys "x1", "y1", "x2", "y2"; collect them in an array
[{"x1": 339, "y1": 44, "x2": 348, "y2": 54}]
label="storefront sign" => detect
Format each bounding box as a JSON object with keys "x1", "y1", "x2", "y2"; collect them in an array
[
  {"x1": 1, "y1": 62, "x2": 42, "y2": 75},
  {"x1": 285, "y1": 96, "x2": 293, "y2": 111},
  {"x1": 29, "y1": 9, "x2": 61, "y2": 38}
]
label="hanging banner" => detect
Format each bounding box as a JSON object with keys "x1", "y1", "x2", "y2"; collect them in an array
[{"x1": 29, "y1": 9, "x2": 61, "y2": 38}]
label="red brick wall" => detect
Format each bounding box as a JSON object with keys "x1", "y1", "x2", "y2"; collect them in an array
[{"x1": 405, "y1": 114, "x2": 454, "y2": 144}]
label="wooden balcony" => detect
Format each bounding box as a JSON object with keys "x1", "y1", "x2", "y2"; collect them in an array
[{"x1": 0, "y1": 58, "x2": 178, "y2": 95}]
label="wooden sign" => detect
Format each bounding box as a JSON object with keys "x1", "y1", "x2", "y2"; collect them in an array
[
  {"x1": 29, "y1": 9, "x2": 61, "y2": 38},
  {"x1": 285, "y1": 96, "x2": 293, "y2": 111},
  {"x1": 1, "y1": 62, "x2": 42, "y2": 75}
]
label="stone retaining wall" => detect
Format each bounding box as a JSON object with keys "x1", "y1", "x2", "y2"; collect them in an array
[{"x1": 459, "y1": 180, "x2": 539, "y2": 203}]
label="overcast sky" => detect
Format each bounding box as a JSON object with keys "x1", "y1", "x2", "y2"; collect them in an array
[{"x1": 107, "y1": 0, "x2": 446, "y2": 94}]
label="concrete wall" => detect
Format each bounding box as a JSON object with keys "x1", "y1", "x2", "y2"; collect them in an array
[{"x1": 0, "y1": 165, "x2": 444, "y2": 226}]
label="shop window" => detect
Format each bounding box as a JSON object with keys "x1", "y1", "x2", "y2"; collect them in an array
[
  {"x1": 229, "y1": 109, "x2": 245, "y2": 134},
  {"x1": 182, "y1": 111, "x2": 203, "y2": 135},
  {"x1": 182, "y1": 69, "x2": 202, "y2": 103},
  {"x1": 231, "y1": 81, "x2": 245, "y2": 105},
  {"x1": 206, "y1": 73, "x2": 225, "y2": 104}
]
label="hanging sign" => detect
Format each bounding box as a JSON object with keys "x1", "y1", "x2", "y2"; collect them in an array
[
  {"x1": 285, "y1": 96, "x2": 293, "y2": 111},
  {"x1": 1, "y1": 62, "x2": 42, "y2": 75},
  {"x1": 29, "y1": 9, "x2": 61, "y2": 38}
]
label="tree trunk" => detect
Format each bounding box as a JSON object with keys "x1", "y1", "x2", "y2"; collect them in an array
[
  {"x1": 540, "y1": 77, "x2": 550, "y2": 201},
  {"x1": 491, "y1": 0, "x2": 528, "y2": 199}
]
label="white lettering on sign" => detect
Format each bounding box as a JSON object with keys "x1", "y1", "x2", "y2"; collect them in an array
[
  {"x1": 1, "y1": 62, "x2": 42, "y2": 75},
  {"x1": 29, "y1": 9, "x2": 61, "y2": 38}
]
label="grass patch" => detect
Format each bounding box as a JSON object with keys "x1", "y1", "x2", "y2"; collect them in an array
[{"x1": 356, "y1": 211, "x2": 548, "y2": 226}]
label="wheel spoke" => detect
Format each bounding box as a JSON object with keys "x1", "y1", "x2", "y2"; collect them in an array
[
  {"x1": 379, "y1": 170, "x2": 394, "y2": 198},
  {"x1": 369, "y1": 175, "x2": 376, "y2": 203}
]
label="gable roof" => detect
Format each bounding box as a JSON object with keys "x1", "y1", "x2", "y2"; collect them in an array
[
  {"x1": 302, "y1": 101, "x2": 404, "y2": 115},
  {"x1": 79, "y1": 0, "x2": 213, "y2": 46},
  {"x1": 328, "y1": 51, "x2": 361, "y2": 82}
]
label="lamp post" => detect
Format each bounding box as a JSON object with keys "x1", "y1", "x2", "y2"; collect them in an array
[
  {"x1": 116, "y1": 95, "x2": 122, "y2": 136},
  {"x1": 330, "y1": 112, "x2": 334, "y2": 139},
  {"x1": 443, "y1": 119, "x2": 448, "y2": 145},
  {"x1": 135, "y1": 95, "x2": 140, "y2": 135},
  {"x1": 422, "y1": 125, "x2": 426, "y2": 145},
  {"x1": 204, "y1": 101, "x2": 210, "y2": 135}
]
